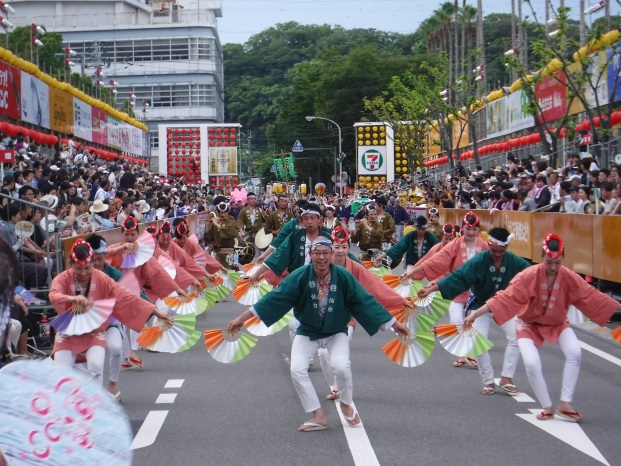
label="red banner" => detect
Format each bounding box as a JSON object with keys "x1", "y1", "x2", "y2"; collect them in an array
[
  {"x1": 91, "y1": 107, "x2": 108, "y2": 146},
  {"x1": 0, "y1": 149, "x2": 14, "y2": 163},
  {"x1": 535, "y1": 72, "x2": 567, "y2": 124},
  {"x1": 0, "y1": 62, "x2": 21, "y2": 120}
]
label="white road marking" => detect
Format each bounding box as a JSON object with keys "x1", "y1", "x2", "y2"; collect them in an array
[
  {"x1": 164, "y1": 379, "x2": 185, "y2": 388},
  {"x1": 494, "y1": 378, "x2": 535, "y2": 403},
  {"x1": 333, "y1": 402, "x2": 380, "y2": 466},
  {"x1": 155, "y1": 393, "x2": 178, "y2": 404},
  {"x1": 579, "y1": 341, "x2": 621, "y2": 368},
  {"x1": 130, "y1": 411, "x2": 169, "y2": 450},
  {"x1": 516, "y1": 409, "x2": 609, "y2": 466}
]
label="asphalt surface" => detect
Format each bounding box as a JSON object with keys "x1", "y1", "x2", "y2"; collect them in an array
[{"x1": 119, "y1": 288, "x2": 621, "y2": 466}]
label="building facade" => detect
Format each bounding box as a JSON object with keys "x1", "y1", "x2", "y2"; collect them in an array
[{"x1": 10, "y1": 0, "x2": 224, "y2": 158}]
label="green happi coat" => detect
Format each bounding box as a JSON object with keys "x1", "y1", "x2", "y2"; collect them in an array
[
  {"x1": 269, "y1": 218, "x2": 301, "y2": 249},
  {"x1": 265, "y1": 226, "x2": 360, "y2": 276},
  {"x1": 436, "y1": 250, "x2": 531, "y2": 311},
  {"x1": 385, "y1": 230, "x2": 439, "y2": 266},
  {"x1": 253, "y1": 263, "x2": 394, "y2": 340}
]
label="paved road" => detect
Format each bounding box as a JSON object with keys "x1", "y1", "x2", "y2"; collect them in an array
[{"x1": 119, "y1": 294, "x2": 621, "y2": 466}]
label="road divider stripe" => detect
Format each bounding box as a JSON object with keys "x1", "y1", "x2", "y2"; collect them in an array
[
  {"x1": 156, "y1": 393, "x2": 178, "y2": 404},
  {"x1": 130, "y1": 410, "x2": 169, "y2": 450},
  {"x1": 164, "y1": 379, "x2": 185, "y2": 388},
  {"x1": 333, "y1": 402, "x2": 380, "y2": 466},
  {"x1": 579, "y1": 341, "x2": 621, "y2": 368}
]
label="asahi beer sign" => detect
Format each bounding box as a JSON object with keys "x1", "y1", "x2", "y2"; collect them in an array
[{"x1": 358, "y1": 146, "x2": 386, "y2": 175}]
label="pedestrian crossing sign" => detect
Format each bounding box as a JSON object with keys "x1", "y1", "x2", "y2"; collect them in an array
[{"x1": 292, "y1": 140, "x2": 304, "y2": 152}]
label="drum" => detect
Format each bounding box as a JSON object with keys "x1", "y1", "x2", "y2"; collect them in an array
[
  {"x1": 254, "y1": 228, "x2": 273, "y2": 249},
  {"x1": 234, "y1": 237, "x2": 255, "y2": 265}
]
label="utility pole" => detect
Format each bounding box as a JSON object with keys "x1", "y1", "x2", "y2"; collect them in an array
[{"x1": 247, "y1": 130, "x2": 253, "y2": 177}]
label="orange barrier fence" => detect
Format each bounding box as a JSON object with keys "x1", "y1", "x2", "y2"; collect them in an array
[{"x1": 440, "y1": 209, "x2": 621, "y2": 283}]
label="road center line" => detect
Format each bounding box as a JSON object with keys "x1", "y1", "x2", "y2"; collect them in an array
[
  {"x1": 333, "y1": 402, "x2": 380, "y2": 466},
  {"x1": 130, "y1": 411, "x2": 169, "y2": 450},
  {"x1": 156, "y1": 393, "x2": 178, "y2": 404},
  {"x1": 579, "y1": 341, "x2": 621, "y2": 367},
  {"x1": 164, "y1": 379, "x2": 185, "y2": 388}
]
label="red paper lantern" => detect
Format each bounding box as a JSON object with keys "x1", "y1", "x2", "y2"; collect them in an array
[
  {"x1": 211, "y1": 177, "x2": 216, "y2": 182},
  {"x1": 231, "y1": 128, "x2": 237, "y2": 133},
  {"x1": 559, "y1": 127, "x2": 568, "y2": 138},
  {"x1": 216, "y1": 128, "x2": 222, "y2": 133},
  {"x1": 211, "y1": 183, "x2": 216, "y2": 188},
  {"x1": 233, "y1": 177, "x2": 239, "y2": 183},
  {"x1": 223, "y1": 142, "x2": 229, "y2": 147}
]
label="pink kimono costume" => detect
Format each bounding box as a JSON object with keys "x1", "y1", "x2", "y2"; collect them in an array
[
  {"x1": 161, "y1": 241, "x2": 208, "y2": 279},
  {"x1": 421, "y1": 236, "x2": 488, "y2": 324},
  {"x1": 50, "y1": 269, "x2": 156, "y2": 383},
  {"x1": 175, "y1": 237, "x2": 222, "y2": 274},
  {"x1": 145, "y1": 248, "x2": 196, "y2": 303},
  {"x1": 486, "y1": 264, "x2": 619, "y2": 408}
]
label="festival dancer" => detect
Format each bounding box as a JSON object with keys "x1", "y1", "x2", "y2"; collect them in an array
[
  {"x1": 172, "y1": 217, "x2": 226, "y2": 274},
  {"x1": 408, "y1": 223, "x2": 458, "y2": 280},
  {"x1": 375, "y1": 216, "x2": 439, "y2": 272},
  {"x1": 228, "y1": 236, "x2": 409, "y2": 432},
  {"x1": 465, "y1": 234, "x2": 621, "y2": 421},
  {"x1": 157, "y1": 221, "x2": 213, "y2": 282},
  {"x1": 418, "y1": 227, "x2": 531, "y2": 395},
  {"x1": 405, "y1": 212, "x2": 488, "y2": 367},
  {"x1": 106, "y1": 216, "x2": 186, "y2": 369},
  {"x1": 50, "y1": 240, "x2": 172, "y2": 385},
  {"x1": 319, "y1": 226, "x2": 413, "y2": 400}
]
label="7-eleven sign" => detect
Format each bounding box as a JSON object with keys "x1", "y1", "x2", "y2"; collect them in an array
[{"x1": 358, "y1": 147, "x2": 386, "y2": 174}]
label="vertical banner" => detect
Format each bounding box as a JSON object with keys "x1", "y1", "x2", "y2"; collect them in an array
[
  {"x1": 535, "y1": 72, "x2": 567, "y2": 124},
  {"x1": 208, "y1": 147, "x2": 237, "y2": 175},
  {"x1": 49, "y1": 87, "x2": 74, "y2": 134},
  {"x1": 0, "y1": 62, "x2": 21, "y2": 120},
  {"x1": 107, "y1": 116, "x2": 122, "y2": 150},
  {"x1": 92, "y1": 107, "x2": 108, "y2": 146},
  {"x1": 73, "y1": 97, "x2": 92, "y2": 141},
  {"x1": 357, "y1": 146, "x2": 387, "y2": 175},
  {"x1": 21, "y1": 72, "x2": 50, "y2": 128}
]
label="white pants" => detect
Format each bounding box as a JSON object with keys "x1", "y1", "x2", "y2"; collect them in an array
[
  {"x1": 129, "y1": 329, "x2": 141, "y2": 352},
  {"x1": 473, "y1": 314, "x2": 520, "y2": 385},
  {"x1": 55, "y1": 346, "x2": 106, "y2": 385},
  {"x1": 288, "y1": 316, "x2": 300, "y2": 342},
  {"x1": 9, "y1": 319, "x2": 22, "y2": 351},
  {"x1": 318, "y1": 326, "x2": 355, "y2": 390},
  {"x1": 107, "y1": 325, "x2": 130, "y2": 383},
  {"x1": 291, "y1": 333, "x2": 352, "y2": 413},
  {"x1": 449, "y1": 301, "x2": 465, "y2": 325},
  {"x1": 518, "y1": 328, "x2": 581, "y2": 408}
]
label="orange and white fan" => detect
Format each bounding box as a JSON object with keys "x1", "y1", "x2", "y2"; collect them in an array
[
  {"x1": 204, "y1": 329, "x2": 258, "y2": 363},
  {"x1": 157, "y1": 253, "x2": 177, "y2": 279},
  {"x1": 121, "y1": 232, "x2": 155, "y2": 268},
  {"x1": 137, "y1": 314, "x2": 200, "y2": 353},
  {"x1": 162, "y1": 292, "x2": 210, "y2": 316},
  {"x1": 51, "y1": 298, "x2": 115, "y2": 336},
  {"x1": 383, "y1": 275, "x2": 416, "y2": 298},
  {"x1": 435, "y1": 323, "x2": 493, "y2": 357},
  {"x1": 232, "y1": 279, "x2": 273, "y2": 305},
  {"x1": 382, "y1": 331, "x2": 435, "y2": 367},
  {"x1": 244, "y1": 310, "x2": 293, "y2": 337},
  {"x1": 242, "y1": 262, "x2": 263, "y2": 278},
  {"x1": 215, "y1": 270, "x2": 241, "y2": 290},
  {"x1": 390, "y1": 303, "x2": 436, "y2": 334},
  {"x1": 409, "y1": 285, "x2": 450, "y2": 323},
  {"x1": 612, "y1": 326, "x2": 621, "y2": 344}
]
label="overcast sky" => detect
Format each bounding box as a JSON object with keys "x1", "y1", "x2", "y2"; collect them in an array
[{"x1": 217, "y1": 0, "x2": 620, "y2": 45}]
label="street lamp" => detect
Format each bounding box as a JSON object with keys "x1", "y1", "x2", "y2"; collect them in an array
[{"x1": 305, "y1": 115, "x2": 344, "y2": 197}]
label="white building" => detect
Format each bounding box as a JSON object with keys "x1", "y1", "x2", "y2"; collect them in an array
[{"x1": 9, "y1": 0, "x2": 224, "y2": 157}]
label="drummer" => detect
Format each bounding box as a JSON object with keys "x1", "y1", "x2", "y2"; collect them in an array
[{"x1": 264, "y1": 194, "x2": 294, "y2": 243}]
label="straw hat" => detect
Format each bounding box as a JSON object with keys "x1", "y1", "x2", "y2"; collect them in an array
[{"x1": 89, "y1": 200, "x2": 109, "y2": 214}]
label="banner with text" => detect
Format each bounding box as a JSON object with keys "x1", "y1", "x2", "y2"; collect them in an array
[
  {"x1": 73, "y1": 97, "x2": 92, "y2": 141},
  {"x1": 0, "y1": 62, "x2": 21, "y2": 120},
  {"x1": 21, "y1": 72, "x2": 50, "y2": 128}
]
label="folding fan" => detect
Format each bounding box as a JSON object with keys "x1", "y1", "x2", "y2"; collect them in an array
[
  {"x1": 215, "y1": 270, "x2": 242, "y2": 290},
  {"x1": 118, "y1": 270, "x2": 141, "y2": 296},
  {"x1": 435, "y1": 323, "x2": 493, "y2": 358},
  {"x1": 232, "y1": 279, "x2": 273, "y2": 305},
  {"x1": 567, "y1": 305, "x2": 589, "y2": 325},
  {"x1": 162, "y1": 292, "x2": 210, "y2": 316},
  {"x1": 362, "y1": 261, "x2": 373, "y2": 269},
  {"x1": 51, "y1": 298, "x2": 116, "y2": 336},
  {"x1": 382, "y1": 331, "x2": 435, "y2": 367},
  {"x1": 14, "y1": 221, "x2": 35, "y2": 239},
  {"x1": 157, "y1": 253, "x2": 177, "y2": 279},
  {"x1": 612, "y1": 326, "x2": 621, "y2": 344},
  {"x1": 244, "y1": 310, "x2": 293, "y2": 336},
  {"x1": 204, "y1": 328, "x2": 257, "y2": 363},
  {"x1": 121, "y1": 232, "x2": 155, "y2": 268},
  {"x1": 369, "y1": 266, "x2": 390, "y2": 278},
  {"x1": 192, "y1": 247, "x2": 210, "y2": 269},
  {"x1": 215, "y1": 285, "x2": 231, "y2": 301},
  {"x1": 199, "y1": 288, "x2": 219, "y2": 309},
  {"x1": 390, "y1": 305, "x2": 437, "y2": 334},
  {"x1": 242, "y1": 262, "x2": 263, "y2": 277},
  {"x1": 383, "y1": 275, "x2": 418, "y2": 298},
  {"x1": 409, "y1": 285, "x2": 450, "y2": 322},
  {"x1": 137, "y1": 314, "x2": 200, "y2": 353}
]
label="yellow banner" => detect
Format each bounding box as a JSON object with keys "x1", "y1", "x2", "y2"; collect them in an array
[{"x1": 49, "y1": 87, "x2": 74, "y2": 134}]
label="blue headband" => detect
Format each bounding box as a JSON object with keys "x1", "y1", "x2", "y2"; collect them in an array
[{"x1": 310, "y1": 239, "x2": 333, "y2": 250}]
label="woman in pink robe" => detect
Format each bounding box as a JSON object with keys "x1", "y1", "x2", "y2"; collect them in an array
[
  {"x1": 158, "y1": 221, "x2": 211, "y2": 280},
  {"x1": 465, "y1": 234, "x2": 621, "y2": 422},
  {"x1": 106, "y1": 217, "x2": 185, "y2": 368},
  {"x1": 406, "y1": 212, "x2": 488, "y2": 367},
  {"x1": 51, "y1": 240, "x2": 171, "y2": 384},
  {"x1": 172, "y1": 218, "x2": 225, "y2": 275}
]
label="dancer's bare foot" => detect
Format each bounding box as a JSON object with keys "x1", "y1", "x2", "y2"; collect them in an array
[{"x1": 298, "y1": 408, "x2": 327, "y2": 432}]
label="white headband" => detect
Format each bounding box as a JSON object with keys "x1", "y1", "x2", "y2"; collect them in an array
[
  {"x1": 301, "y1": 209, "x2": 321, "y2": 217},
  {"x1": 488, "y1": 233, "x2": 514, "y2": 247}
]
